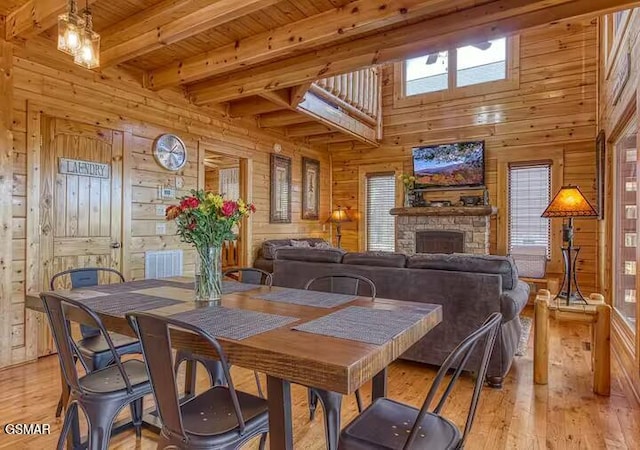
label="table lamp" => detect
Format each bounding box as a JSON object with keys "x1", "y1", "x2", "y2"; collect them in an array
[
  {"x1": 327, "y1": 207, "x2": 352, "y2": 248},
  {"x1": 541, "y1": 185, "x2": 598, "y2": 305}
]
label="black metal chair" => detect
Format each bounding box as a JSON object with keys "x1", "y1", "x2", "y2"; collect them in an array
[
  {"x1": 338, "y1": 312, "x2": 503, "y2": 450},
  {"x1": 41, "y1": 292, "x2": 152, "y2": 450},
  {"x1": 127, "y1": 311, "x2": 269, "y2": 449},
  {"x1": 174, "y1": 267, "x2": 272, "y2": 398},
  {"x1": 50, "y1": 267, "x2": 142, "y2": 418},
  {"x1": 304, "y1": 274, "x2": 377, "y2": 448}
]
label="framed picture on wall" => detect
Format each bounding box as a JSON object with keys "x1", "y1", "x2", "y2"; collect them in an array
[
  {"x1": 596, "y1": 129, "x2": 606, "y2": 220},
  {"x1": 270, "y1": 154, "x2": 292, "y2": 223},
  {"x1": 302, "y1": 157, "x2": 320, "y2": 220}
]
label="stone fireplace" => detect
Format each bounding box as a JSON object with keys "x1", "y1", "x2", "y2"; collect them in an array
[{"x1": 390, "y1": 206, "x2": 497, "y2": 255}]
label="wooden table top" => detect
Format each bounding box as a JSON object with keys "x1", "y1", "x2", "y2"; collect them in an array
[{"x1": 26, "y1": 277, "x2": 442, "y2": 394}]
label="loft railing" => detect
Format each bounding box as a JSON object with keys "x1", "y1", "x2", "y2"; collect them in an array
[
  {"x1": 222, "y1": 239, "x2": 238, "y2": 269},
  {"x1": 313, "y1": 66, "x2": 381, "y2": 128}
]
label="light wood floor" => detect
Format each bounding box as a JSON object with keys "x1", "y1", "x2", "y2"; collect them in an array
[{"x1": 1, "y1": 309, "x2": 639, "y2": 449}]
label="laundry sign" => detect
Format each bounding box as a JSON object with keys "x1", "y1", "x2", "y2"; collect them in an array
[{"x1": 58, "y1": 158, "x2": 110, "y2": 179}]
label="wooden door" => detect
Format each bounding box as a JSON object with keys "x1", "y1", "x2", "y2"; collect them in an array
[{"x1": 37, "y1": 117, "x2": 124, "y2": 356}]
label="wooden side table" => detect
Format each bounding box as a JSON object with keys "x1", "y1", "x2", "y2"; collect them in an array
[{"x1": 533, "y1": 289, "x2": 611, "y2": 396}]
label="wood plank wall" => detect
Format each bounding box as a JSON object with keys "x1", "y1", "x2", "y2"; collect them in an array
[
  {"x1": 330, "y1": 17, "x2": 599, "y2": 294},
  {"x1": 599, "y1": 8, "x2": 640, "y2": 402},
  {"x1": 2, "y1": 37, "x2": 329, "y2": 368}
]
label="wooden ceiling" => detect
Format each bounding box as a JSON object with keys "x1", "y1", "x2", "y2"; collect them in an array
[{"x1": 2, "y1": 0, "x2": 637, "y2": 145}]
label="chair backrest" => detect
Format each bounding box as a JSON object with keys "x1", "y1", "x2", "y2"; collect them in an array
[
  {"x1": 223, "y1": 267, "x2": 273, "y2": 286},
  {"x1": 404, "y1": 312, "x2": 502, "y2": 450},
  {"x1": 40, "y1": 292, "x2": 135, "y2": 395},
  {"x1": 304, "y1": 273, "x2": 376, "y2": 300},
  {"x1": 126, "y1": 312, "x2": 247, "y2": 441},
  {"x1": 50, "y1": 267, "x2": 125, "y2": 338}
]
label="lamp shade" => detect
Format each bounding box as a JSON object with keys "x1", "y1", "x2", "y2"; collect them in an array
[
  {"x1": 327, "y1": 207, "x2": 352, "y2": 223},
  {"x1": 542, "y1": 185, "x2": 597, "y2": 218}
]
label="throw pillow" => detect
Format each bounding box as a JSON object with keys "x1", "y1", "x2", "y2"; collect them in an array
[
  {"x1": 290, "y1": 240, "x2": 312, "y2": 248},
  {"x1": 314, "y1": 241, "x2": 333, "y2": 249}
]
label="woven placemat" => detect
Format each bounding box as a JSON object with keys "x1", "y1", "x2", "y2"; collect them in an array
[
  {"x1": 222, "y1": 281, "x2": 261, "y2": 294},
  {"x1": 293, "y1": 306, "x2": 433, "y2": 345},
  {"x1": 256, "y1": 288, "x2": 356, "y2": 308},
  {"x1": 90, "y1": 279, "x2": 191, "y2": 293},
  {"x1": 169, "y1": 306, "x2": 298, "y2": 340},
  {"x1": 75, "y1": 293, "x2": 182, "y2": 317}
]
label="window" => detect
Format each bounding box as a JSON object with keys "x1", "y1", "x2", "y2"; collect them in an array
[
  {"x1": 404, "y1": 37, "x2": 510, "y2": 97},
  {"x1": 366, "y1": 174, "x2": 395, "y2": 251},
  {"x1": 406, "y1": 51, "x2": 449, "y2": 95},
  {"x1": 219, "y1": 167, "x2": 239, "y2": 200},
  {"x1": 508, "y1": 164, "x2": 551, "y2": 256},
  {"x1": 456, "y1": 38, "x2": 507, "y2": 87},
  {"x1": 614, "y1": 118, "x2": 637, "y2": 331}
]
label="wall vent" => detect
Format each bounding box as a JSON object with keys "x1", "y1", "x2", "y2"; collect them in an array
[{"x1": 145, "y1": 250, "x2": 183, "y2": 279}]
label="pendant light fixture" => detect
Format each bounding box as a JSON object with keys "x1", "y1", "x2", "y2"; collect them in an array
[
  {"x1": 57, "y1": 0, "x2": 84, "y2": 56},
  {"x1": 74, "y1": 3, "x2": 100, "y2": 69}
]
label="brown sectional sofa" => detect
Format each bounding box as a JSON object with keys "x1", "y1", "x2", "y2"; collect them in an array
[{"x1": 254, "y1": 239, "x2": 529, "y2": 386}]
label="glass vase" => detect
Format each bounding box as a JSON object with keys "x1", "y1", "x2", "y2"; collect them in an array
[{"x1": 194, "y1": 245, "x2": 223, "y2": 303}]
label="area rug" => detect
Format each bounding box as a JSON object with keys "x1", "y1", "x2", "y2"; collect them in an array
[{"x1": 516, "y1": 316, "x2": 532, "y2": 356}]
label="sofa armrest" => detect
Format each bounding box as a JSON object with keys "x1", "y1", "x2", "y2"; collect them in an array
[{"x1": 500, "y1": 281, "x2": 530, "y2": 321}]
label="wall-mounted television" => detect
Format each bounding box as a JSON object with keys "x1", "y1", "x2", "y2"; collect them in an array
[{"x1": 412, "y1": 141, "x2": 485, "y2": 188}]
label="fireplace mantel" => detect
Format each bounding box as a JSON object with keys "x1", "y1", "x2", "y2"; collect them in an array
[{"x1": 390, "y1": 206, "x2": 498, "y2": 217}]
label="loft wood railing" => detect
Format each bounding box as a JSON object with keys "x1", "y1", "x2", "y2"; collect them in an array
[
  {"x1": 313, "y1": 66, "x2": 381, "y2": 128},
  {"x1": 222, "y1": 239, "x2": 239, "y2": 269}
]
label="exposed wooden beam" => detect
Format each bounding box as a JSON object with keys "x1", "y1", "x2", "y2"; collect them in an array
[
  {"x1": 286, "y1": 122, "x2": 336, "y2": 137},
  {"x1": 290, "y1": 83, "x2": 312, "y2": 108},
  {"x1": 258, "y1": 110, "x2": 313, "y2": 128},
  {"x1": 145, "y1": 0, "x2": 466, "y2": 90},
  {"x1": 227, "y1": 97, "x2": 288, "y2": 117},
  {"x1": 102, "y1": 0, "x2": 280, "y2": 68},
  {"x1": 5, "y1": 0, "x2": 99, "y2": 40},
  {"x1": 188, "y1": 0, "x2": 637, "y2": 104},
  {"x1": 258, "y1": 89, "x2": 292, "y2": 110}
]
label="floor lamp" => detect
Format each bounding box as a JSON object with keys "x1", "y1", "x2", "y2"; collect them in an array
[
  {"x1": 542, "y1": 185, "x2": 598, "y2": 305},
  {"x1": 327, "y1": 207, "x2": 352, "y2": 248}
]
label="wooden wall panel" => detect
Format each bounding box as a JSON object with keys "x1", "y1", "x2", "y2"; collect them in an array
[
  {"x1": 330, "y1": 18, "x2": 599, "y2": 294},
  {"x1": 0, "y1": 36, "x2": 330, "y2": 369}
]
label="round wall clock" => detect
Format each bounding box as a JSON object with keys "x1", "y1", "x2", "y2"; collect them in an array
[{"x1": 154, "y1": 134, "x2": 187, "y2": 171}]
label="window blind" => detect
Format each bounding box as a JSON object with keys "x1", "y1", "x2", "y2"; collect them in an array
[
  {"x1": 508, "y1": 164, "x2": 551, "y2": 256},
  {"x1": 219, "y1": 167, "x2": 239, "y2": 200},
  {"x1": 366, "y1": 174, "x2": 396, "y2": 252}
]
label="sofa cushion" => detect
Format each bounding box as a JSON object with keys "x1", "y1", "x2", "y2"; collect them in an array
[
  {"x1": 276, "y1": 247, "x2": 346, "y2": 263},
  {"x1": 342, "y1": 252, "x2": 407, "y2": 268},
  {"x1": 262, "y1": 239, "x2": 292, "y2": 260},
  {"x1": 407, "y1": 253, "x2": 519, "y2": 290}
]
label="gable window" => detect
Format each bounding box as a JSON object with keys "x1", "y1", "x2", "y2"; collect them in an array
[
  {"x1": 366, "y1": 174, "x2": 395, "y2": 251},
  {"x1": 456, "y1": 38, "x2": 507, "y2": 87},
  {"x1": 397, "y1": 36, "x2": 518, "y2": 106},
  {"x1": 508, "y1": 164, "x2": 551, "y2": 257}
]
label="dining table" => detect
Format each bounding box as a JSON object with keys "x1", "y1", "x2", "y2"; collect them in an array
[{"x1": 26, "y1": 276, "x2": 443, "y2": 450}]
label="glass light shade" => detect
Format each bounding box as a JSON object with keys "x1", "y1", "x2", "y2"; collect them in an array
[
  {"x1": 74, "y1": 28, "x2": 100, "y2": 69},
  {"x1": 541, "y1": 185, "x2": 598, "y2": 218},
  {"x1": 327, "y1": 208, "x2": 352, "y2": 223},
  {"x1": 57, "y1": 13, "x2": 84, "y2": 56}
]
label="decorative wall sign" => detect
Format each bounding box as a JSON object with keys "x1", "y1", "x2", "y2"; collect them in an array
[
  {"x1": 302, "y1": 157, "x2": 320, "y2": 220},
  {"x1": 596, "y1": 130, "x2": 606, "y2": 220},
  {"x1": 612, "y1": 51, "x2": 630, "y2": 106},
  {"x1": 58, "y1": 158, "x2": 110, "y2": 178},
  {"x1": 270, "y1": 154, "x2": 291, "y2": 223}
]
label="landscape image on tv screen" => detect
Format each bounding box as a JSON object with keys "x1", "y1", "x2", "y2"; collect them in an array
[{"x1": 412, "y1": 141, "x2": 484, "y2": 187}]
